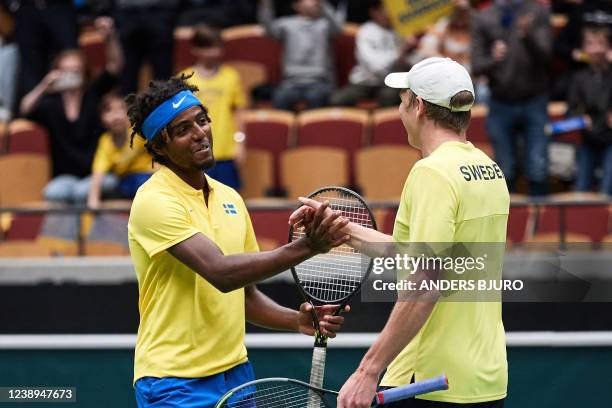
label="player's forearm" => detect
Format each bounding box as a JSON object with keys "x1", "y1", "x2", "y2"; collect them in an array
[
  {"x1": 357, "y1": 298, "x2": 437, "y2": 376},
  {"x1": 245, "y1": 284, "x2": 298, "y2": 332},
  {"x1": 346, "y1": 223, "x2": 394, "y2": 257}
]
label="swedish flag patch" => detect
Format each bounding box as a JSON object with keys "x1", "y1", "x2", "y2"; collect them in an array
[{"x1": 223, "y1": 203, "x2": 237, "y2": 214}]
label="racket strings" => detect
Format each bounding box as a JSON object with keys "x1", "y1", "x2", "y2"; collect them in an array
[
  {"x1": 293, "y1": 190, "x2": 374, "y2": 302},
  {"x1": 224, "y1": 383, "x2": 327, "y2": 408}
]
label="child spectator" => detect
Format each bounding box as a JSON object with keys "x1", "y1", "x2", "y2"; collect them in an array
[
  {"x1": 258, "y1": 0, "x2": 343, "y2": 110},
  {"x1": 178, "y1": 25, "x2": 247, "y2": 191},
  {"x1": 19, "y1": 17, "x2": 123, "y2": 203},
  {"x1": 567, "y1": 26, "x2": 612, "y2": 195},
  {"x1": 87, "y1": 93, "x2": 154, "y2": 209},
  {"x1": 330, "y1": 0, "x2": 414, "y2": 108}
]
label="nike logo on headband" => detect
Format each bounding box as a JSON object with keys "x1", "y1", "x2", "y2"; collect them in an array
[{"x1": 172, "y1": 95, "x2": 187, "y2": 109}]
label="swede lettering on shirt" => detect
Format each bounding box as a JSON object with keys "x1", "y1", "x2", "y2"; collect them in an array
[{"x1": 459, "y1": 163, "x2": 505, "y2": 181}]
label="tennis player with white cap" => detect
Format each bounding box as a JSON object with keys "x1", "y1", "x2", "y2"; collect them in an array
[{"x1": 291, "y1": 57, "x2": 509, "y2": 407}]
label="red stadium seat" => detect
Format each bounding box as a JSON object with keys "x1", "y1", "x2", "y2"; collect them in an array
[
  {"x1": 78, "y1": 28, "x2": 106, "y2": 76},
  {"x1": 333, "y1": 24, "x2": 358, "y2": 87},
  {"x1": 530, "y1": 193, "x2": 610, "y2": 244},
  {"x1": 475, "y1": 142, "x2": 495, "y2": 160},
  {"x1": 280, "y1": 147, "x2": 348, "y2": 199},
  {"x1": 507, "y1": 200, "x2": 535, "y2": 244},
  {"x1": 5, "y1": 213, "x2": 45, "y2": 240},
  {"x1": 0, "y1": 154, "x2": 50, "y2": 206},
  {"x1": 370, "y1": 108, "x2": 408, "y2": 146},
  {"x1": 295, "y1": 108, "x2": 369, "y2": 187},
  {"x1": 244, "y1": 110, "x2": 295, "y2": 195},
  {"x1": 241, "y1": 149, "x2": 274, "y2": 199},
  {"x1": 221, "y1": 25, "x2": 282, "y2": 85},
  {"x1": 248, "y1": 205, "x2": 293, "y2": 250},
  {"x1": 355, "y1": 146, "x2": 420, "y2": 200},
  {"x1": 466, "y1": 104, "x2": 489, "y2": 143},
  {"x1": 7, "y1": 119, "x2": 49, "y2": 155},
  {"x1": 174, "y1": 26, "x2": 196, "y2": 73}
]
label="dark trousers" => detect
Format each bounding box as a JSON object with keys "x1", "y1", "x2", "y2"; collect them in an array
[
  {"x1": 485, "y1": 94, "x2": 549, "y2": 196},
  {"x1": 115, "y1": 8, "x2": 176, "y2": 95},
  {"x1": 14, "y1": 2, "x2": 78, "y2": 101}
]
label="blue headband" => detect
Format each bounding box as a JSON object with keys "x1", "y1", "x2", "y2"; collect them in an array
[{"x1": 142, "y1": 90, "x2": 203, "y2": 141}]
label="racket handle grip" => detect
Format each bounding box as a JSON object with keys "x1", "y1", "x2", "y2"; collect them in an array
[
  {"x1": 374, "y1": 375, "x2": 448, "y2": 405},
  {"x1": 309, "y1": 346, "x2": 327, "y2": 388}
]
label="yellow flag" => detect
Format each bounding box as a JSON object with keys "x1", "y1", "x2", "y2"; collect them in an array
[{"x1": 383, "y1": 0, "x2": 454, "y2": 36}]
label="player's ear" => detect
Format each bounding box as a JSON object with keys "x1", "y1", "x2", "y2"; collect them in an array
[{"x1": 415, "y1": 96, "x2": 426, "y2": 118}]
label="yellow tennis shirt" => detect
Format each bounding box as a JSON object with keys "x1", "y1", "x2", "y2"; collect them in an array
[
  {"x1": 92, "y1": 132, "x2": 152, "y2": 176},
  {"x1": 380, "y1": 141, "x2": 509, "y2": 403},
  {"x1": 128, "y1": 166, "x2": 258, "y2": 382},
  {"x1": 180, "y1": 66, "x2": 247, "y2": 161}
]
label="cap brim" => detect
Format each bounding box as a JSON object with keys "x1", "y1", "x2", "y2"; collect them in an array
[{"x1": 384, "y1": 72, "x2": 410, "y2": 89}]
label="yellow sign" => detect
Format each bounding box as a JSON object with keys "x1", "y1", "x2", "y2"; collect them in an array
[{"x1": 383, "y1": 0, "x2": 455, "y2": 36}]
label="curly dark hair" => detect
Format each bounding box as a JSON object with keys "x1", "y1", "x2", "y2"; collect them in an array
[{"x1": 125, "y1": 73, "x2": 207, "y2": 166}]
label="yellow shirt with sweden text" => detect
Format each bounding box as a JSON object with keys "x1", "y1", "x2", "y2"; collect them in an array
[
  {"x1": 380, "y1": 141, "x2": 509, "y2": 403},
  {"x1": 128, "y1": 166, "x2": 258, "y2": 382}
]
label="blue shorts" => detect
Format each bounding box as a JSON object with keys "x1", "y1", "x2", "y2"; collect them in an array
[
  {"x1": 206, "y1": 160, "x2": 241, "y2": 191},
  {"x1": 135, "y1": 361, "x2": 254, "y2": 408}
]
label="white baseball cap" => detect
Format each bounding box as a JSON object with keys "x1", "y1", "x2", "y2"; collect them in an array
[{"x1": 384, "y1": 57, "x2": 475, "y2": 112}]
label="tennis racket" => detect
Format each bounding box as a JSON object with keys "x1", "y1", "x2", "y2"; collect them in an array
[
  {"x1": 215, "y1": 375, "x2": 449, "y2": 408},
  {"x1": 289, "y1": 186, "x2": 377, "y2": 400}
]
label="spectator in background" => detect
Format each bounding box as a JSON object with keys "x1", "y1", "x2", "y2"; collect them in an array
[
  {"x1": 330, "y1": 0, "x2": 413, "y2": 108},
  {"x1": 177, "y1": 0, "x2": 256, "y2": 28},
  {"x1": 414, "y1": 0, "x2": 492, "y2": 104},
  {"x1": 552, "y1": 0, "x2": 612, "y2": 100},
  {"x1": 258, "y1": 0, "x2": 343, "y2": 111},
  {"x1": 19, "y1": 17, "x2": 123, "y2": 203},
  {"x1": 567, "y1": 26, "x2": 612, "y2": 195},
  {"x1": 472, "y1": 0, "x2": 552, "y2": 196},
  {"x1": 0, "y1": 4, "x2": 18, "y2": 121},
  {"x1": 178, "y1": 25, "x2": 247, "y2": 191},
  {"x1": 114, "y1": 0, "x2": 178, "y2": 95},
  {"x1": 87, "y1": 92, "x2": 154, "y2": 209},
  {"x1": 8, "y1": 0, "x2": 78, "y2": 102}
]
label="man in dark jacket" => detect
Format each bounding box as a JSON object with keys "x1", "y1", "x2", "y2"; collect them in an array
[{"x1": 472, "y1": 0, "x2": 552, "y2": 195}]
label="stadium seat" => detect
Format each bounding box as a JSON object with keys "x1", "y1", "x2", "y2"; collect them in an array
[
  {"x1": 240, "y1": 149, "x2": 273, "y2": 199},
  {"x1": 280, "y1": 147, "x2": 348, "y2": 199},
  {"x1": 7, "y1": 119, "x2": 50, "y2": 155},
  {"x1": 78, "y1": 27, "x2": 106, "y2": 76},
  {"x1": 547, "y1": 101, "x2": 581, "y2": 145},
  {"x1": 0, "y1": 154, "x2": 50, "y2": 206},
  {"x1": 295, "y1": 108, "x2": 369, "y2": 187},
  {"x1": 507, "y1": 201, "x2": 535, "y2": 244},
  {"x1": 333, "y1": 24, "x2": 358, "y2": 87},
  {"x1": 376, "y1": 207, "x2": 398, "y2": 235},
  {"x1": 244, "y1": 109, "x2": 295, "y2": 195},
  {"x1": 530, "y1": 193, "x2": 610, "y2": 244},
  {"x1": 173, "y1": 26, "x2": 196, "y2": 72},
  {"x1": 4, "y1": 213, "x2": 45, "y2": 240},
  {"x1": 467, "y1": 104, "x2": 489, "y2": 143},
  {"x1": 0, "y1": 240, "x2": 52, "y2": 257},
  {"x1": 84, "y1": 241, "x2": 130, "y2": 256},
  {"x1": 221, "y1": 25, "x2": 282, "y2": 85},
  {"x1": 355, "y1": 146, "x2": 420, "y2": 200},
  {"x1": 0, "y1": 121, "x2": 7, "y2": 154},
  {"x1": 226, "y1": 60, "x2": 267, "y2": 106},
  {"x1": 248, "y1": 204, "x2": 294, "y2": 250},
  {"x1": 370, "y1": 108, "x2": 408, "y2": 146}
]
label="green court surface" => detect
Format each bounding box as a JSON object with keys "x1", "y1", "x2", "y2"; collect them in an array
[{"x1": 0, "y1": 347, "x2": 610, "y2": 407}]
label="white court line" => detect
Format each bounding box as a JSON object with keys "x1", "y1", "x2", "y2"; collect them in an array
[{"x1": 0, "y1": 332, "x2": 611, "y2": 349}]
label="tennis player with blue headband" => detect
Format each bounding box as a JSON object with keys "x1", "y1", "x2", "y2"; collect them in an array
[{"x1": 125, "y1": 74, "x2": 351, "y2": 408}]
